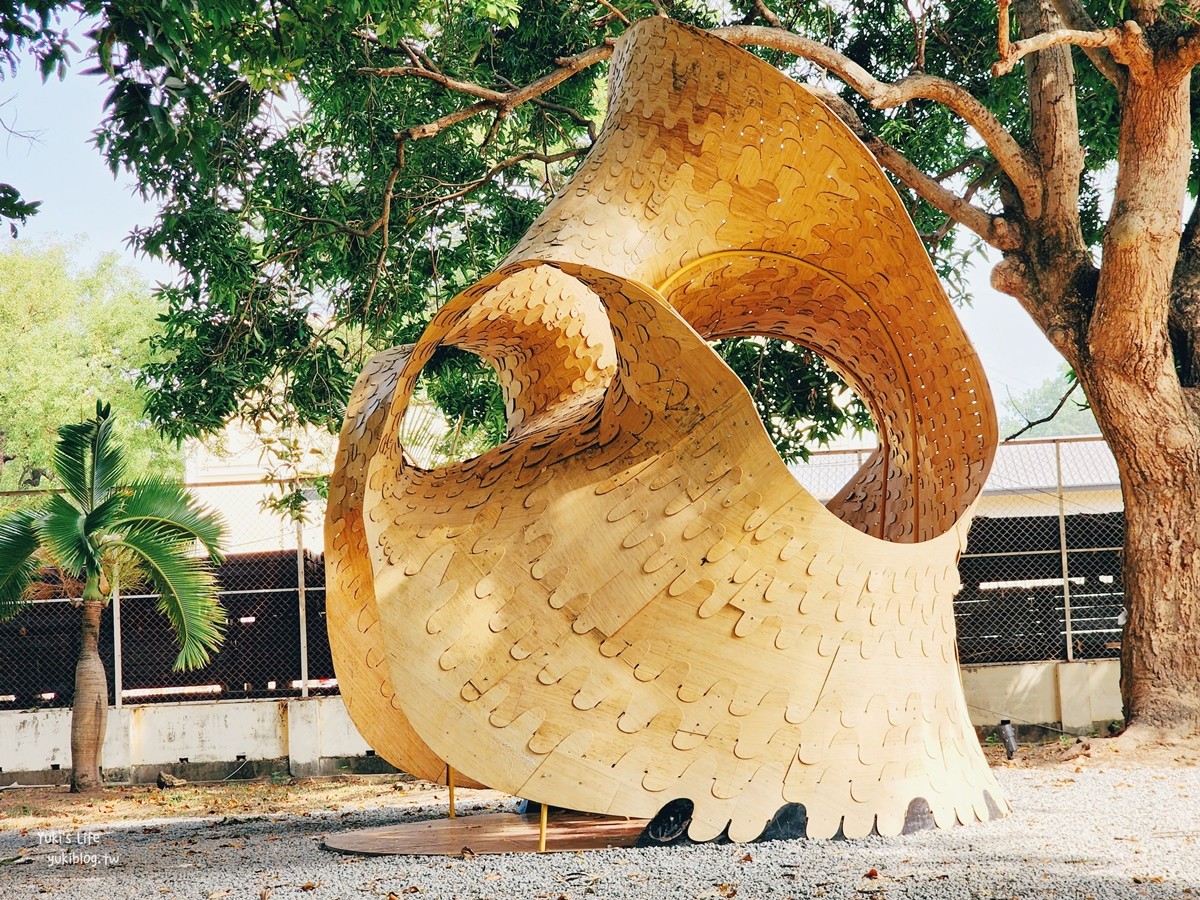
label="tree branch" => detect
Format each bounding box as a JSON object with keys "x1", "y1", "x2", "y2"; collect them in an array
[
  {"x1": 362, "y1": 42, "x2": 616, "y2": 145},
  {"x1": 403, "y1": 41, "x2": 443, "y2": 75},
  {"x1": 360, "y1": 144, "x2": 404, "y2": 320},
  {"x1": 992, "y1": 19, "x2": 1152, "y2": 81},
  {"x1": 393, "y1": 40, "x2": 431, "y2": 72},
  {"x1": 714, "y1": 24, "x2": 1044, "y2": 220},
  {"x1": 753, "y1": 0, "x2": 783, "y2": 28},
  {"x1": 413, "y1": 148, "x2": 588, "y2": 212},
  {"x1": 595, "y1": 0, "x2": 632, "y2": 27},
  {"x1": 496, "y1": 74, "x2": 599, "y2": 143},
  {"x1": 370, "y1": 24, "x2": 1042, "y2": 225},
  {"x1": 531, "y1": 96, "x2": 597, "y2": 143},
  {"x1": 904, "y1": 0, "x2": 928, "y2": 71},
  {"x1": 351, "y1": 30, "x2": 444, "y2": 73},
  {"x1": 934, "y1": 155, "x2": 991, "y2": 182},
  {"x1": 925, "y1": 162, "x2": 1001, "y2": 246},
  {"x1": 1017, "y1": 0, "x2": 1088, "y2": 230},
  {"x1": 1003, "y1": 380, "x2": 1080, "y2": 440},
  {"x1": 874, "y1": 141, "x2": 1016, "y2": 248},
  {"x1": 993, "y1": 27, "x2": 1119, "y2": 76},
  {"x1": 357, "y1": 65, "x2": 507, "y2": 102},
  {"x1": 998, "y1": 0, "x2": 1012, "y2": 61},
  {"x1": 1048, "y1": 0, "x2": 1122, "y2": 84},
  {"x1": 811, "y1": 87, "x2": 1019, "y2": 250},
  {"x1": 995, "y1": 0, "x2": 1092, "y2": 350},
  {"x1": 482, "y1": 111, "x2": 506, "y2": 147}
]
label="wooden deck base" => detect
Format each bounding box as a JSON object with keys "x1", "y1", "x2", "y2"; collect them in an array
[{"x1": 324, "y1": 810, "x2": 650, "y2": 857}]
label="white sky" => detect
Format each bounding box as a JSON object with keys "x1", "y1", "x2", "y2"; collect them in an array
[
  {"x1": 1, "y1": 60, "x2": 176, "y2": 283},
  {"x1": 1, "y1": 61, "x2": 1068, "y2": 410}
]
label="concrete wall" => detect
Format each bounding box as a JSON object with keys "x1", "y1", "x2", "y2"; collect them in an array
[
  {"x1": 2, "y1": 661, "x2": 1123, "y2": 784},
  {"x1": 2, "y1": 695, "x2": 376, "y2": 785},
  {"x1": 974, "y1": 487, "x2": 1123, "y2": 520},
  {"x1": 961, "y1": 659, "x2": 1122, "y2": 735}
]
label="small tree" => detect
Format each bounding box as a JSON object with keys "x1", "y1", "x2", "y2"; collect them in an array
[
  {"x1": 0, "y1": 401, "x2": 226, "y2": 792},
  {"x1": 0, "y1": 241, "x2": 184, "y2": 490}
]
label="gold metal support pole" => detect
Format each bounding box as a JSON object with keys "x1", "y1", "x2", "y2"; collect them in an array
[{"x1": 537, "y1": 802, "x2": 548, "y2": 853}]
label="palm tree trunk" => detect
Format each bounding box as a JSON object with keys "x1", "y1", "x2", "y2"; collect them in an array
[{"x1": 70, "y1": 597, "x2": 108, "y2": 792}]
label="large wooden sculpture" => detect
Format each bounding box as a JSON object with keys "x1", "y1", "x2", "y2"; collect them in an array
[{"x1": 326, "y1": 18, "x2": 1005, "y2": 843}]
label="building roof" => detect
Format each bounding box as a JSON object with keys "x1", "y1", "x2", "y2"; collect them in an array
[{"x1": 788, "y1": 437, "x2": 1118, "y2": 502}]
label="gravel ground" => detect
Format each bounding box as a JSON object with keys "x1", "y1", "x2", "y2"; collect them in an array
[{"x1": 1, "y1": 765, "x2": 1198, "y2": 900}]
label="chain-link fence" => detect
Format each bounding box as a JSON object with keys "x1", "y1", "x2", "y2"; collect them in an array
[
  {"x1": 0, "y1": 479, "x2": 332, "y2": 711},
  {"x1": 790, "y1": 436, "x2": 1124, "y2": 666},
  {"x1": 0, "y1": 437, "x2": 1126, "y2": 713},
  {"x1": 956, "y1": 438, "x2": 1124, "y2": 664}
]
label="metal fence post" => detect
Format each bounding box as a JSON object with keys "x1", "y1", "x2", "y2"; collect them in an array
[
  {"x1": 295, "y1": 507, "x2": 309, "y2": 699},
  {"x1": 112, "y1": 560, "x2": 123, "y2": 710},
  {"x1": 1055, "y1": 440, "x2": 1074, "y2": 662}
]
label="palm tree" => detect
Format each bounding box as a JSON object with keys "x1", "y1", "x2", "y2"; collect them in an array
[{"x1": 0, "y1": 401, "x2": 226, "y2": 792}]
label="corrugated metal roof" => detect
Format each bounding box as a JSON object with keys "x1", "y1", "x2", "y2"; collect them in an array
[{"x1": 787, "y1": 437, "x2": 1118, "y2": 502}]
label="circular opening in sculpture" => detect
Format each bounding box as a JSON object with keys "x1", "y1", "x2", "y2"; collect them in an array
[
  {"x1": 399, "y1": 346, "x2": 506, "y2": 469},
  {"x1": 712, "y1": 336, "x2": 876, "y2": 465},
  {"x1": 708, "y1": 334, "x2": 971, "y2": 542}
]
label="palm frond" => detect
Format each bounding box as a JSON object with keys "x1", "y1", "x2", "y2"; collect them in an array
[
  {"x1": 53, "y1": 420, "x2": 95, "y2": 510},
  {"x1": 51, "y1": 402, "x2": 126, "y2": 511},
  {"x1": 88, "y1": 401, "x2": 126, "y2": 506},
  {"x1": 35, "y1": 493, "x2": 96, "y2": 579},
  {"x1": 119, "y1": 528, "x2": 226, "y2": 671},
  {"x1": 114, "y1": 479, "x2": 226, "y2": 562},
  {"x1": 83, "y1": 490, "x2": 128, "y2": 538},
  {"x1": 0, "y1": 510, "x2": 42, "y2": 618}
]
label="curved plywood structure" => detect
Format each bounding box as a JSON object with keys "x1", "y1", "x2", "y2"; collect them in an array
[{"x1": 326, "y1": 19, "x2": 1003, "y2": 840}]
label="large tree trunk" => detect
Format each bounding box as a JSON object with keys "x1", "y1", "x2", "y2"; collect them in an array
[
  {"x1": 996, "y1": 18, "x2": 1200, "y2": 733},
  {"x1": 70, "y1": 597, "x2": 108, "y2": 792},
  {"x1": 1077, "y1": 72, "x2": 1200, "y2": 732},
  {"x1": 1119, "y1": 467, "x2": 1200, "y2": 728}
]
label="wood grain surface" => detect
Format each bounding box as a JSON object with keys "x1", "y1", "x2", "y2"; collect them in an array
[
  {"x1": 324, "y1": 809, "x2": 647, "y2": 857},
  {"x1": 325, "y1": 18, "x2": 1005, "y2": 841}
]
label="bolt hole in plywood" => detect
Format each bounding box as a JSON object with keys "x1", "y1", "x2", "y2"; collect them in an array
[{"x1": 324, "y1": 18, "x2": 1003, "y2": 856}]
